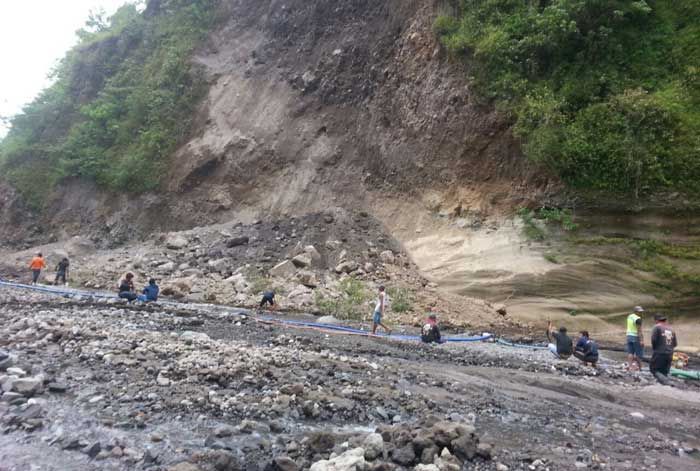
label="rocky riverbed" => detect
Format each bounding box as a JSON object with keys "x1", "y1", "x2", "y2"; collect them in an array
[{"x1": 1, "y1": 286, "x2": 700, "y2": 471}]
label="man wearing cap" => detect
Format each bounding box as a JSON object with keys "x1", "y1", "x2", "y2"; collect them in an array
[
  {"x1": 626, "y1": 306, "x2": 645, "y2": 371},
  {"x1": 650, "y1": 314, "x2": 678, "y2": 383}
]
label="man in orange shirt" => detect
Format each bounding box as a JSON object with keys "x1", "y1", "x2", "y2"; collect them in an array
[{"x1": 29, "y1": 252, "x2": 46, "y2": 285}]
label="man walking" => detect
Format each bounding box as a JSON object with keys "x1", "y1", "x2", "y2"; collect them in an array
[
  {"x1": 626, "y1": 306, "x2": 645, "y2": 371},
  {"x1": 29, "y1": 252, "x2": 46, "y2": 285},
  {"x1": 371, "y1": 285, "x2": 391, "y2": 335},
  {"x1": 650, "y1": 314, "x2": 678, "y2": 384}
]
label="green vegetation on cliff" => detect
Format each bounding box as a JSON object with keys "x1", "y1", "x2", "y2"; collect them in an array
[
  {"x1": 0, "y1": 0, "x2": 218, "y2": 207},
  {"x1": 436, "y1": 1, "x2": 700, "y2": 198}
]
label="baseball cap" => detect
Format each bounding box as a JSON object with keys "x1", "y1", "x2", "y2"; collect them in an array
[
  {"x1": 634, "y1": 306, "x2": 644, "y2": 312},
  {"x1": 654, "y1": 313, "x2": 667, "y2": 321}
]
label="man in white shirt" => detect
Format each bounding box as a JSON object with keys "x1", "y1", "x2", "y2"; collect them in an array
[{"x1": 372, "y1": 285, "x2": 391, "y2": 335}]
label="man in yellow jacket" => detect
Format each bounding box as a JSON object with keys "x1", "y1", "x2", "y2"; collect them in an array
[{"x1": 626, "y1": 306, "x2": 644, "y2": 371}]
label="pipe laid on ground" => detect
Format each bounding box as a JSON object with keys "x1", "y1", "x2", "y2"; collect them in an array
[{"x1": 0, "y1": 279, "x2": 491, "y2": 343}]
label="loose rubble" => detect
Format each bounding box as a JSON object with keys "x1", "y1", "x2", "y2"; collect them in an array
[{"x1": 1, "y1": 287, "x2": 699, "y2": 470}]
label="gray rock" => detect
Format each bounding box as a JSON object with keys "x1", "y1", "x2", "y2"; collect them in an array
[
  {"x1": 1, "y1": 391, "x2": 23, "y2": 402},
  {"x1": 84, "y1": 441, "x2": 101, "y2": 458},
  {"x1": 309, "y1": 448, "x2": 366, "y2": 471},
  {"x1": 274, "y1": 456, "x2": 300, "y2": 471},
  {"x1": 214, "y1": 424, "x2": 235, "y2": 438},
  {"x1": 270, "y1": 260, "x2": 296, "y2": 279},
  {"x1": 166, "y1": 234, "x2": 189, "y2": 250},
  {"x1": 317, "y1": 316, "x2": 341, "y2": 325},
  {"x1": 451, "y1": 433, "x2": 477, "y2": 461},
  {"x1": 227, "y1": 236, "x2": 249, "y2": 248},
  {"x1": 291, "y1": 254, "x2": 312, "y2": 268},
  {"x1": 335, "y1": 261, "x2": 359, "y2": 274},
  {"x1": 212, "y1": 450, "x2": 237, "y2": 471},
  {"x1": 379, "y1": 250, "x2": 395, "y2": 264},
  {"x1": 48, "y1": 383, "x2": 68, "y2": 393},
  {"x1": 180, "y1": 331, "x2": 210, "y2": 343},
  {"x1": 391, "y1": 444, "x2": 416, "y2": 466},
  {"x1": 296, "y1": 271, "x2": 318, "y2": 288},
  {"x1": 362, "y1": 433, "x2": 384, "y2": 461},
  {"x1": 11, "y1": 377, "x2": 44, "y2": 396},
  {"x1": 304, "y1": 245, "x2": 322, "y2": 262}
]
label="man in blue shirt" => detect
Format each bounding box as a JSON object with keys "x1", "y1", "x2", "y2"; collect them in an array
[
  {"x1": 574, "y1": 330, "x2": 599, "y2": 367},
  {"x1": 138, "y1": 278, "x2": 160, "y2": 302}
]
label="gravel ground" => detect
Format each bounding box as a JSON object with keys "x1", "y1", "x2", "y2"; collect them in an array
[{"x1": 1, "y1": 286, "x2": 700, "y2": 471}]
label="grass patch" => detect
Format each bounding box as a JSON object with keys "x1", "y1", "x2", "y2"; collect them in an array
[
  {"x1": 543, "y1": 253, "x2": 559, "y2": 264},
  {"x1": 387, "y1": 286, "x2": 414, "y2": 313},
  {"x1": 314, "y1": 278, "x2": 371, "y2": 321}
]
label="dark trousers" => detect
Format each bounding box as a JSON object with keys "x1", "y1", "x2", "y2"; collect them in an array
[
  {"x1": 574, "y1": 351, "x2": 599, "y2": 365},
  {"x1": 55, "y1": 272, "x2": 66, "y2": 284},
  {"x1": 119, "y1": 291, "x2": 138, "y2": 302},
  {"x1": 31, "y1": 269, "x2": 41, "y2": 283},
  {"x1": 259, "y1": 296, "x2": 274, "y2": 308},
  {"x1": 650, "y1": 352, "x2": 672, "y2": 376}
]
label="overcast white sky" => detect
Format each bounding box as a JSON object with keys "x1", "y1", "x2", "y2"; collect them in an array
[{"x1": 0, "y1": 0, "x2": 130, "y2": 137}]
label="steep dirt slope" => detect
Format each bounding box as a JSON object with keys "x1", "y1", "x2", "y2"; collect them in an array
[{"x1": 1, "y1": 0, "x2": 543, "y2": 248}]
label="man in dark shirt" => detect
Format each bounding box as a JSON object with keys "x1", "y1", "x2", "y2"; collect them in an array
[
  {"x1": 650, "y1": 314, "x2": 677, "y2": 381},
  {"x1": 421, "y1": 311, "x2": 442, "y2": 344},
  {"x1": 547, "y1": 321, "x2": 573, "y2": 359},
  {"x1": 54, "y1": 257, "x2": 70, "y2": 286},
  {"x1": 259, "y1": 290, "x2": 276, "y2": 311},
  {"x1": 574, "y1": 330, "x2": 599, "y2": 367}
]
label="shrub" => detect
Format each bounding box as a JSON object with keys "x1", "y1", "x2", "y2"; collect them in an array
[
  {"x1": 0, "y1": 0, "x2": 220, "y2": 207},
  {"x1": 437, "y1": 1, "x2": 700, "y2": 198}
]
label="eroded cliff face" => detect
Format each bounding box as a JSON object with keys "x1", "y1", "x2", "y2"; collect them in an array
[{"x1": 2, "y1": 0, "x2": 546, "y2": 248}]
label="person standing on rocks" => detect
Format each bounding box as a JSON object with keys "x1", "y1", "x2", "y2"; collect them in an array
[
  {"x1": 258, "y1": 290, "x2": 277, "y2": 312},
  {"x1": 118, "y1": 272, "x2": 138, "y2": 302},
  {"x1": 626, "y1": 306, "x2": 645, "y2": 371},
  {"x1": 573, "y1": 331, "x2": 599, "y2": 367},
  {"x1": 547, "y1": 321, "x2": 572, "y2": 359},
  {"x1": 371, "y1": 285, "x2": 391, "y2": 335},
  {"x1": 28, "y1": 252, "x2": 46, "y2": 285},
  {"x1": 649, "y1": 314, "x2": 677, "y2": 383},
  {"x1": 54, "y1": 257, "x2": 70, "y2": 286}
]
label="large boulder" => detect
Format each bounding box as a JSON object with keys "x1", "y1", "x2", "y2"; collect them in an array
[
  {"x1": 291, "y1": 254, "x2": 312, "y2": 268},
  {"x1": 309, "y1": 448, "x2": 367, "y2": 471},
  {"x1": 363, "y1": 433, "x2": 385, "y2": 461},
  {"x1": 296, "y1": 271, "x2": 318, "y2": 288},
  {"x1": 335, "y1": 261, "x2": 359, "y2": 274},
  {"x1": 225, "y1": 273, "x2": 249, "y2": 292},
  {"x1": 430, "y1": 421, "x2": 474, "y2": 448},
  {"x1": 379, "y1": 250, "x2": 395, "y2": 264},
  {"x1": 11, "y1": 377, "x2": 44, "y2": 396},
  {"x1": 165, "y1": 234, "x2": 189, "y2": 250},
  {"x1": 270, "y1": 261, "x2": 296, "y2": 278}
]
